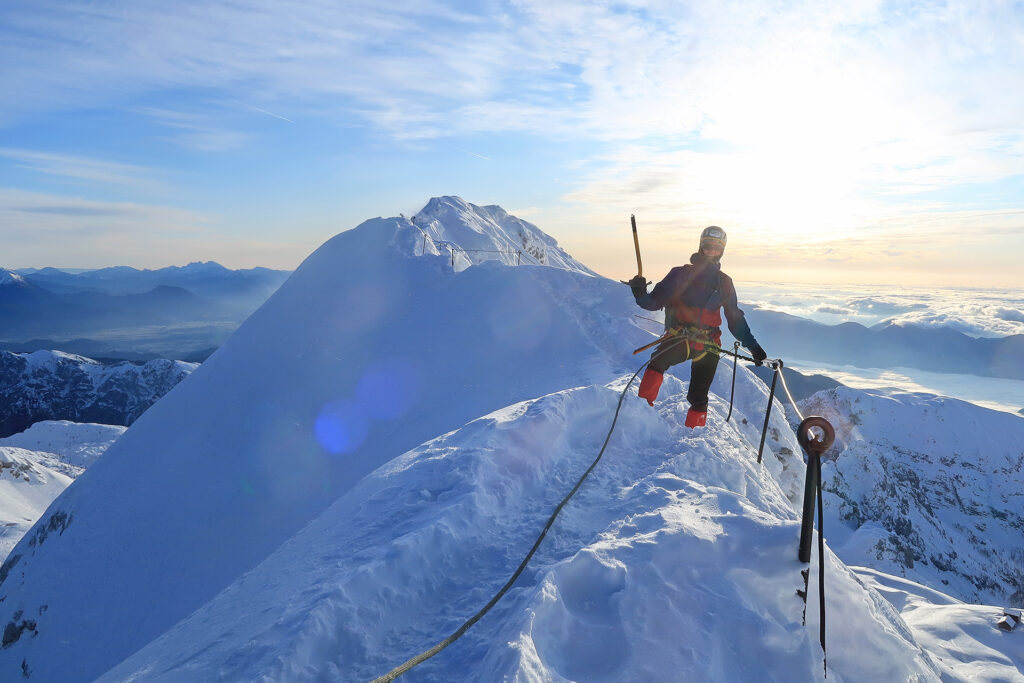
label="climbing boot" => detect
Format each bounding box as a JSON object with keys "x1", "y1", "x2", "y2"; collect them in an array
[
  {"x1": 637, "y1": 368, "x2": 664, "y2": 406},
  {"x1": 684, "y1": 408, "x2": 707, "y2": 428}
]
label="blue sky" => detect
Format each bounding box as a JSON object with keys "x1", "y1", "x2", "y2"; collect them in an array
[{"x1": 2, "y1": 0, "x2": 1023, "y2": 287}]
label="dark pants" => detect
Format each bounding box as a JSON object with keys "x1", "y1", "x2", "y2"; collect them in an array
[{"x1": 650, "y1": 338, "x2": 720, "y2": 411}]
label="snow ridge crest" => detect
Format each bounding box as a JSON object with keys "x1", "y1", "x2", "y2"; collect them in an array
[{"x1": 407, "y1": 196, "x2": 594, "y2": 275}]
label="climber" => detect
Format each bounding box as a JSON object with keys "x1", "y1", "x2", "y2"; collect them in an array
[{"x1": 628, "y1": 226, "x2": 767, "y2": 427}]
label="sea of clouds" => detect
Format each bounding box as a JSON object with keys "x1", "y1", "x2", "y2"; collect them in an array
[
  {"x1": 739, "y1": 283, "x2": 1024, "y2": 415},
  {"x1": 742, "y1": 282, "x2": 1024, "y2": 339}
]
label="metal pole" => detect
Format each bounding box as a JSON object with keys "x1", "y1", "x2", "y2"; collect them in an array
[
  {"x1": 726, "y1": 341, "x2": 740, "y2": 422},
  {"x1": 799, "y1": 451, "x2": 821, "y2": 563},
  {"x1": 757, "y1": 368, "x2": 778, "y2": 464},
  {"x1": 796, "y1": 416, "x2": 836, "y2": 562}
]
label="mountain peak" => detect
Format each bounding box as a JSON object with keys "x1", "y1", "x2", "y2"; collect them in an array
[
  {"x1": 0, "y1": 268, "x2": 27, "y2": 287},
  {"x1": 410, "y1": 196, "x2": 594, "y2": 275},
  {"x1": 181, "y1": 261, "x2": 228, "y2": 272}
]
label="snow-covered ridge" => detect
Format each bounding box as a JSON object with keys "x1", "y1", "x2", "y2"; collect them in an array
[
  {"x1": 0, "y1": 198, "x2": 650, "y2": 682},
  {"x1": 408, "y1": 196, "x2": 595, "y2": 275},
  {"x1": 101, "y1": 372, "x2": 942, "y2": 682}
]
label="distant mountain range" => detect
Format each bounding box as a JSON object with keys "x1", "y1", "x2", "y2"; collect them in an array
[
  {"x1": 0, "y1": 350, "x2": 197, "y2": 438},
  {"x1": 0, "y1": 262, "x2": 290, "y2": 359},
  {"x1": 746, "y1": 308, "x2": 1024, "y2": 381}
]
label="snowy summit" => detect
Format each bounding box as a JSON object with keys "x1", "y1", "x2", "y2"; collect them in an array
[
  {"x1": 0, "y1": 197, "x2": 1020, "y2": 682},
  {"x1": 0, "y1": 269, "x2": 27, "y2": 287}
]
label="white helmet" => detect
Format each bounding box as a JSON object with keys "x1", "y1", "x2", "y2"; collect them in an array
[{"x1": 700, "y1": 225, "x2": 727, "y2": 252}]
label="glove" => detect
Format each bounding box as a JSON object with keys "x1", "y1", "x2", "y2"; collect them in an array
[
  {"x1": 750, "y1": 343, "x2": 767, "y2": 366},
  {"x1": 628, "y1": 275, "x2": 648, "y2": 299}
]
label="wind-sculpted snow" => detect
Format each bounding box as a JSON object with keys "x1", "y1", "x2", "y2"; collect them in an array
[
  {"x1": 799, "y1": 386, "x2": 1024, "y2": 606},
  {"x1": 101, "y1": 373, "x2": 941, "y2": 682},
  {"x1": 0, "y1": 199, "x2": 652, "y2": 682}
]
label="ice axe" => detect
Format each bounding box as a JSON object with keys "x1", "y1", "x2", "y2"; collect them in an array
[
  {"x1": 620, "y1": 214, "x2": 647, "y2": 286},
  {"x1": 630, "y1": 214, "x2": 642, "y2": 278}
]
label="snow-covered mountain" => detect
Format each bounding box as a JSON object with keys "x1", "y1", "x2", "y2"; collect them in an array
[
  {"x1": 412, "y1": 196, "x2": 595, "y2": 274},
  {"x1": 1, "y1": 197, "x2": 1021, "y2": 681},
  {"x1": 797, "y1": 386, "x2": 1024, "y2": 605},
  {"x1": 0, "y1": 350, "x2": 195, "y2": 438},
  {"x1": 0, "y1": 197, "x2": 648, "y2": 682}
]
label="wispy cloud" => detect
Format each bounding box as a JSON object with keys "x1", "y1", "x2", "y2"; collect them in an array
[
  {"x1": 0, "y1": 188, "x2": 206, "y2": 236},
  {"x1": 0, "y1": 188, "x2": 307, "y2": 269},
  {"x1": 135, "y1": 107, "x2": 251, "y2": 152},
  {"x1": 0, "y1": 148, "x2": 168, "y2": 192}
]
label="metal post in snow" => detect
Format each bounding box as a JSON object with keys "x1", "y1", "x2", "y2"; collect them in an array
[
  {"x1": 757, "y1": 367, "x2": 779, "y2": 464},
  {"x1": 797, "y1": 417, "x2": 836, "y2": 563}
]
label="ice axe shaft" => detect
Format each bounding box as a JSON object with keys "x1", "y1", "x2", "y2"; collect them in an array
[{"x1": 631, "y1": 214, "x2": 642, "y2": 278}]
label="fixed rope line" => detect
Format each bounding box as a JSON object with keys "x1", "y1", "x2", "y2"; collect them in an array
[
  {"x1": 371, "y1": 334, "x2": 823, "y2": 681},
  {"x1": 369, "y1": 343, "x2": 701, "y2": 682},
  {"x1": 773, "y1": 362, "x2": 806, "y2": 422}
]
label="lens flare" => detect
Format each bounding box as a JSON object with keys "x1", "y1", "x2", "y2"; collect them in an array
[{"x1": 314, "y1": 400, "x2": 369, "y2": 454}]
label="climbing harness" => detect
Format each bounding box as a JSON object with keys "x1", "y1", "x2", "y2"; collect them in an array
[{"x1": 631, "y1": 324, "x2": 721, "y2": 358}]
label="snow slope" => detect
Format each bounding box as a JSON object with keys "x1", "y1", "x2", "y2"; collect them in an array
[
  {"x1": 0, "y1": 422, "x2": 125, "y2": 562},
  {"x1": 798, "y1": 386, "x2": 1024, "y2": 605},
  {"x1": 0, "y1": 197, "x2": 651, "y2": 682},
  {"x1": 102, "y1": 370, "x2": 943, "y2": 682},
  {"x1": 0, "y1": 420, "x2": 126, "y2": 469},
  {"x1": 0, "y1": 448, "x2": 75, "y2": 564},
  {"x1": 854, "y1": 568, "x2": 1024, "y2": 682}
]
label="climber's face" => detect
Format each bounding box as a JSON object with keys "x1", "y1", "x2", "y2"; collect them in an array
[{"x1": 700, "y1": 240, "x2": 724, "y2": 258}]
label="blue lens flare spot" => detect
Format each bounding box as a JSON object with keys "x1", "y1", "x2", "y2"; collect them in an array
[{"x1": 314, "y1": 401, "x2": 369, "y2": 455}]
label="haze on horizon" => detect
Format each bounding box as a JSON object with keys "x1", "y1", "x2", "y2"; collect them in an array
[{"x1": 1, "y1": 1, "x2": 1022, "y2": 289}]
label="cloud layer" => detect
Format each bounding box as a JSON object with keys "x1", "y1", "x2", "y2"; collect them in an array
[{"x1": 743, "y1": 281, "x2": 1024, "y2": 338}]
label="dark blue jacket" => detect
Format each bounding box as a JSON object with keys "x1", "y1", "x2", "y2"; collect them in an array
[{"x1": 635, "y1": 253, "x2": 757, "y2": 348}]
